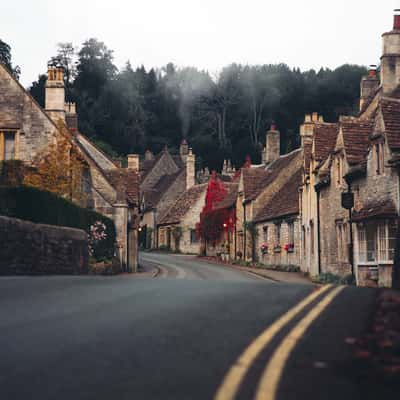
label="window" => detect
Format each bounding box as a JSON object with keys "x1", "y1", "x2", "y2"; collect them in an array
[
  {"x1": 190, "y1": 229, "x2": 198, "y2": 244},
  {"x1": 310, "y1": 221, "x2": 314, "y2": 256},
  {"x1": 375, "y1": 143, "x2": 385, "y2": 175},
  {"x1": 275, "y1": 223, "x2": 281, "y2": 245},
  {"x1": 263, "y1": 226, "x2": 269, "y2": 242},
  {"x1": 357, "y1": 220, "x2": 396, "y2": 263},
  {"x1": 336, "y1": 222, "x2": 348, "y2": 262},
  {"x1": 288, "y1": 222, "x2": 295, "y2": 244},
  {"x1": 336, "y1": 157, "x2": 342, "y2": 187},
  {"x1": 1, "y1": 131, "x2": 17, "y2": 161}
]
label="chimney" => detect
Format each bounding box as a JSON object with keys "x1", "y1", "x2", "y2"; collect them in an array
[
  {"x1": 186, "y1": 148, "x2": 195, "y2": 189},
  {"x1": 300, "y1": 113, "x2": 322, "y2": 148},
  {"x1": 264, "y1": 122, "x2": 280, "y2": 164},
  {"x1": 180, "y1": 139, "x2": 189, "y2": 162},
  {"x1": 381, "y1": 10, "x2": 400, "y2": 94},
  {"x1": 144, "y1": 150, "x2": 154, "y2": 161},
  {"x1": 359, "y1": 65, "x2": 379, "y2": 110},
  {"x1": 127, "y1": 154, "x2": 139, "y2": 171},
  {"x1": 64, "y1": 102, "x2": 78, "y2": 132},
  {"x1": 45, "y1": 62, "x2": 66, "y2": 123}
]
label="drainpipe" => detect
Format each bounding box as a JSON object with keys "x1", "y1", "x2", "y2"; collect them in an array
[
  {"x1": 243, "y1": 202, "x2": 247, "y2": 260},
  {"x1": 316, "y1": 189, "x2": 322, "y2": 275},
  {"x1": 234, "y1": 207, "x2": 237, "y2": 260}
]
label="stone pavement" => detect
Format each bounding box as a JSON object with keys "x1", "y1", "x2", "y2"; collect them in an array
[{"x1": 195, "y1": 256, "x2": 312, "y2": 284}]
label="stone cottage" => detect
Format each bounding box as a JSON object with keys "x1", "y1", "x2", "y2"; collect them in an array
[
  {"x1": 234, "y1": 124, "x2": 303, "y2": 265},
  {"x1": 300, "y1": 11, "x2": 400, "y2": 287},
  {"x1": 140, "y1": 141, "x2": 196, "y2": 249},
  {"x1": 157, "y1": 183, "x2": 207, "y2": 254},
  {"x1": 0, "y1": 62, "x2": 140, "y2": 271}
]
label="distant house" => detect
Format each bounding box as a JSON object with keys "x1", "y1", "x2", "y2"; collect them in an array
[
  {"x1": 139, "y1": 141, "x2": 196, "y2": 249},
  {"x1": 0, "y1": 62, "x2": 140, "y2": 271},
  {"x1": 157, "y1": 184, "x2": 207, "y2": 254}
]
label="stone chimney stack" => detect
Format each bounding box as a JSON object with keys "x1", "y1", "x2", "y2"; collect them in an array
[
  {"x1": 264, "y1": 122, "x2": 280, "y2": 164},
  {"x1": 64, "y1": 102, "x2": 78, "y2": 132},
  {"x1": 45, "y1": 62, "x2": 66, "y2": 123},
  {"x1": 186, "y1": 148, "x2": 195, "y2": 189},
  {"x1": 180, "y1": 139, "x2": 189, "y2": 162},
  {"x1": 381, "y1": 10, "x2": 400, "y2": 94},
  {"x1": 144, "y1": 150, "x2": 154, "y2": 161},
  {"x1": 360, "y1": 65, "x2": 379, "y2": 110},
  {"x1": 127, "y1": 154, "x2": 140, "y2": 171}
]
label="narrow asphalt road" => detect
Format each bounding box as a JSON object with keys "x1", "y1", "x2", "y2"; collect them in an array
[{"x1": 0, "y1": 253, "x2": 378, "y2": 400}]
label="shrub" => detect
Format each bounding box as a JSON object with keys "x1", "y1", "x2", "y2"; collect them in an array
[
  {"x1": 0, "y1": 186, "x2": 116, "y2": 259},
  {"x1": 313, "y1": 272, "x2": 355, "y2": 285}
]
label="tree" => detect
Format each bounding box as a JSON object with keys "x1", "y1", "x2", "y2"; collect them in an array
[
  {"x1": 0, "y1": 39, "x2": 20, "y2": 79},
  {"x1": 29, "y1": 74, "x2": 47, "y2": 108}
]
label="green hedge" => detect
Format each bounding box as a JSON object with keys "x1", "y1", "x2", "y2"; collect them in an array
[{"x1": 0, "y1": 186, "x2": 116, "y2": 260}]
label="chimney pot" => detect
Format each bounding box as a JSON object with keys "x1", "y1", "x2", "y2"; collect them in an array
[
  {"x1": 127, "y1": 154, "x2": 139, "y2": 171},
  {"x1": 312, "y1": 112, "x2": 318, "y2": 122},
  {"x1": 394, "y1": 9, "x2": 400, "y2": 30}
]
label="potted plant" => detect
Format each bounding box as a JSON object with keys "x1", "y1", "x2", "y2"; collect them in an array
[
  {"x1": 284, "y1": 243, "x2": 294, "y2": 253},
  {"x1": 273, "y1": 244, "x2": 281, "y2": 253},
  {"x1": 260, "y1": 243, "x2": 268, "y2": 255}
]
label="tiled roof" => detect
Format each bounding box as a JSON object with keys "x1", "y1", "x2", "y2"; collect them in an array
[
  {"x1": 244, "y1": 149, "x2": 302, "y2": 202},
  {"x1": 341, "y1": 119, "x2": 373, "y2": 165},
  {"x1": 359, "y1": 86, "x2": 381, "y2": 115},
  {"x1": 105, "y1": 169, "x2": 139, "y2": 206},
  {"x1": 142, "y1": 170, "x2": 183, "y2": 209},
  {"x1": 242, "y1": 166, "x2": 268, "y2": 200},
  {"x1": 254, "y1": 167, "x2": 302, "y2": 222},
  {"x1": 313, "y1": 123, "x2": 338, "y2": 162},
  {"x1": 381, "y1": 99, "x2": 400, "y2": 150},
  {"x1": 352, "y1": 199, "x2": 397, "y2": 222},
  {"x1": 158, "y1": 184, "x2": 207, "y2": 225},
  {"x1": 214, "y1": 183, "x2": 239, "y2": 210}
]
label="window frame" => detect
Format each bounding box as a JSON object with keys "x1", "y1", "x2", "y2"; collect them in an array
[{"x1": 0, "y1": 130, "x2": 19, "y2": 161}]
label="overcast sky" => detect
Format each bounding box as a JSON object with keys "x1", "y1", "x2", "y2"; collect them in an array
[{"x1": 1, "y1": 0, "x2": 399, "y2": 87}]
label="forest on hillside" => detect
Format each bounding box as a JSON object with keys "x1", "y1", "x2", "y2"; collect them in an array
[{"x1": 2, "y1": 39, "x2": 368, "y2": 170}]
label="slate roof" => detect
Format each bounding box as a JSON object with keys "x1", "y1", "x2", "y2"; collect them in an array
[
  {"x1": 381, "y1": 98, "x2": 400, "y2": 150},
  {"x1": 104, "y1": 169, "x2": 139, "y2": 206},
  {"x1": 158, "y1": 184, "x2": 207, "y2": 225},
  {"x1": 142, "y1": 170, "x2": 183, "y2": 210},
  {"x1": 341, "y1": 119, "x2": 373, "y2": 165},
  {"x1": 244, "y1": 149, "x2": 302, "y2": 202},
  {"x1": 254, "y1": 167, "x2": 302, "y2": 223},
  {"x1": 213, "y1": 182, "x2": 239, "y2": 210},
  {"x1": 313, "y1": 123, "x2": 338, "y2": 163},
  {"x1": 352, "y1": 199, "x2": 397, "y2": 222}
]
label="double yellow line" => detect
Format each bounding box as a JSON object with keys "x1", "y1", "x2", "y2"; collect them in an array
[{"x1": 214, "y1": 284, "x2": 345, "y2": 400}]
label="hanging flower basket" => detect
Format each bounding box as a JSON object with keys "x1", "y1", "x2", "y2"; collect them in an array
[
  {"x1": 284, "y1": 243, "x2": 294, "y2": 253},
  {"x1": 273, "y1": 244, "x2": 281, "y2": 253},
  {"x1": 260, "y1": 243, "x2": 268, "y2": 254}
]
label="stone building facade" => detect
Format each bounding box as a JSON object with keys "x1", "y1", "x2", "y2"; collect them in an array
[
  {"x1": 300, "y1": 12, "x2": 400, "y2": 287},
  {"x1": 0, "y1": 62, "x2": 140, "y2": 271},
  {"x1": 157, "y1": 184, "x2": 207, "y2": 254},
  {"x1": 140, "y1": 142, "x2": 196, "y2": 249}
]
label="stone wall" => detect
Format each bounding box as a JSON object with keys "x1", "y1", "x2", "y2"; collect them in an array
[{"x1": 0, "y1": 216, "x2": 88, "y2": 274}]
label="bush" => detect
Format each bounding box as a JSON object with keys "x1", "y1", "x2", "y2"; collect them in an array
[{"x1": 0, "y1": 186, "x2": 116, "y2": 259}]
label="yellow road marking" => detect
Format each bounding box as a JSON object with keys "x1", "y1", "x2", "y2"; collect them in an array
[
  {"x1": 214, "y1": 284, "x2": 333, "y2": 400},
  {"x1": 255, "y1": 285, "x2": 345, "y2": 400}
]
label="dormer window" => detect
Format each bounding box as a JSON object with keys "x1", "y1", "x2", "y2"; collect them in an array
[{"x1": 375, "y1": 143, "x2": 384, "y2": 175}]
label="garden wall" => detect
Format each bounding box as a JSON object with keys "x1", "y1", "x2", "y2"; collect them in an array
[{"x1": 0, "y1": 215, "x2": 88, "y2": 275}]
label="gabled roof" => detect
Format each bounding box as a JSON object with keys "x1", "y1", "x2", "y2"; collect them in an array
[
  {"x1": 105, "y1": 169, "x2": 139, "y2": 206},
  {"x1": 244, "y1": 149, "x2": 302, "y2": 202},
  {"x1": 213, "y1": 182, "x2": 239, "y2": 210},
  {"x1": 380, "y1": 98, "x2": 400, "y2": 150},
  {"x1": 142, "y1": 170, "x2": 183, "y2": 210},
  {"x1": 313, "y1": 123, "x2": 338, "y2": 163},
  {"x1": 75, "y1": 133, "x2": 118, "y2": 171},
  {"x1": 341, "y1": 119, "x2": 373, "y2": 165},
  {"x1": 158, "y1": 184, "x2": 207, "y2": 225},
  {"x1": 254, "y1": 167, "x2": 302, "y2": 223}
]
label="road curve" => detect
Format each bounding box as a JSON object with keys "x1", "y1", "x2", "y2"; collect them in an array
[
  {"x1": 140, "y1": 252, "x2": 271, "y2": 282},
  {"x1": 0, "y1": 253, "x2": 378, "y2": 400}
]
